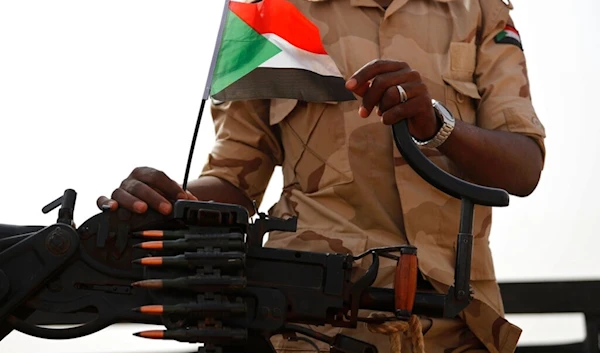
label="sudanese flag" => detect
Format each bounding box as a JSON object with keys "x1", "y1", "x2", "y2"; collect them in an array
[
  {"x1": 208, "y1": 0, "x2": 355, "y2": 103},
  {"x1": 494, "y1": 24, "x2": 523, "y2": 51}
]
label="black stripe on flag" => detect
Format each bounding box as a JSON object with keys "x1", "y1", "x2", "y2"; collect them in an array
[
  {"x1": 212, "y1": 67, "x2": 357, "y2": 103},
  {"x1": 495, "y1": 36, "x2": 523, "y2": 51}
]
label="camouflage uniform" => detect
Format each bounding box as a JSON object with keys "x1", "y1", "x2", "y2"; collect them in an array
[{"x1": 201, "y1": 0, "x2": 546, "y2": 352}]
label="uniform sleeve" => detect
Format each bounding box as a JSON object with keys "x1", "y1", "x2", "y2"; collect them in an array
[
  {"x1": 475, "y1": 1, "x2": 547, "y2": 161},
  {"x1": 200, "y1": 99, "x2": 283, "y2": 208}
]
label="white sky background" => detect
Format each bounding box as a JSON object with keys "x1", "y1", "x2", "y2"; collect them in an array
[{"x1": 0, "y1": 0, "x2": 599, "y2": 351}]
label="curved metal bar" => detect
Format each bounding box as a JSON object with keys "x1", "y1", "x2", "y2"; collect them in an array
[{"x1": 391, "y1": 120, "x2": 510, "y2": 207}]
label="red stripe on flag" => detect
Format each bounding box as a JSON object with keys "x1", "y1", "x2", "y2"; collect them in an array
[
  {"x1": 504, "y1": 24, "x2": 520, "y2": 36},
  {"x1": 229, "y1": 0, "x2": 327, "y2": 55}
]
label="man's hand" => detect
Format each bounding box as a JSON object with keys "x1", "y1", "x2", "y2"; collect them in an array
[
  {"x1": 97, "y1": 167, "x2": 197, "y2": 215},
  {"x1": 98, "y1": 169, "x2": 255, "y2": 216},
  {"x1": 345, "y1": 59, "x2": 544, "y2": 196},
  {"x1": 345, "y1": 59, "x2": 440, "y2": 141}
]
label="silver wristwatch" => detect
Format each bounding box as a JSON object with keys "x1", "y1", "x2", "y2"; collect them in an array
[{"x1": 411, "y1": 99, "x2": 455, "y2": 149}]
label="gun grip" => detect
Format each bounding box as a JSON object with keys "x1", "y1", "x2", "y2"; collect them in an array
[{"x1": 394, "y1": 246, "x2": 418, "y2": 319}]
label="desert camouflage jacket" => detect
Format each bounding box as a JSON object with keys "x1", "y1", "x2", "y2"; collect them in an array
[{"x1": 201, "y1": 0, "x2": 546, "y2": 351}]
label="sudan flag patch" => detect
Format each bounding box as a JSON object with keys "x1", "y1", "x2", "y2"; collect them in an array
[{"x1": 494, "y1": 24, "x2": 523, "y2": 50}]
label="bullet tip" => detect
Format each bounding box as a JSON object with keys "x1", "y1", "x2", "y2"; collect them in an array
[
  {"x1": 133, "y1": 330, "x2": 164, "y2": 339},
  {"x1": 138, "y1": 305, "x2": 164, "y2": 315},
  {"x1": 137, "y1": 257, "x2": 163, "y2": 266},
  {"x1": 138, "y1": 230, "x2": 164, "y2": 238},
  {"x1": 131, "y1": 279, "x2": 163, "y2": 289},
  {"x1": 139, "y1": 241, "x2": 164, "y2": 250}
]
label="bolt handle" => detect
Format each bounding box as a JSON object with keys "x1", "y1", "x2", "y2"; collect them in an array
[{"x1": 42, "y1": 189, "x2": 77, "y2": 225}]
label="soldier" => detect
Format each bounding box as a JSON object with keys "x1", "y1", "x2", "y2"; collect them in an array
[{"x1": 98, "y1": 0, "x2": 545, "y2": 351}]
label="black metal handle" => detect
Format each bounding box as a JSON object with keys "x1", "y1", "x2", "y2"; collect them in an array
[{"x1": 391, "y1": 120, "x2": 509, "y2": 207}]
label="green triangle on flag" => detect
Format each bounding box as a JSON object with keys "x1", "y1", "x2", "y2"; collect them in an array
[{"x1": 209, "y1": 10, "x2": 282, "y2": 97}]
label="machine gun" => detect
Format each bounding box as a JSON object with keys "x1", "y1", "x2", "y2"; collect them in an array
[{"x1": 0, "y1": 121, "x2": 510, "y2": 353}]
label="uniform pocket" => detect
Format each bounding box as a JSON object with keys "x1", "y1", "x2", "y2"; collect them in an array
[
  {"x1": 440, "y1": 41, "x2": 481, "y2": 125},
  {"x1": 272, "y1": 99, "x2": 354, "y2": 193},
  {"x1": 449, "y1": 41, "x2": 477, "y2": 78}
]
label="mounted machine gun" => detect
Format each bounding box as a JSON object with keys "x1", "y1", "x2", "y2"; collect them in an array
[{"x1": 0, "y1": 121, "x2": 511, "y2": 352}]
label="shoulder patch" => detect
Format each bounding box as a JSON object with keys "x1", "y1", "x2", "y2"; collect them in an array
[{"x1": 494, "y1": 24, "x2": 523, "y2": 50}]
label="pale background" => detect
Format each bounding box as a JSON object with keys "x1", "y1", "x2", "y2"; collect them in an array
[{"x1": 0, "y1": 0, "x2": 598, "y2": 352}]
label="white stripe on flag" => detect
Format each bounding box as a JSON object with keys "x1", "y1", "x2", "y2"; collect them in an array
[{"x1": 260, "y1": 33, "x2": 343, "y2": 78}]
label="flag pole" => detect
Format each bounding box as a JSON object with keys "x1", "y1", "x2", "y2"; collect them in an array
[{"x1": 182, "y1": 0, "x2": 232, "y2": 191}]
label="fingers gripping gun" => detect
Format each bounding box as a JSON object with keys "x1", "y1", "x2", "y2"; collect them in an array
[{"x1": 0, "y1": 121, "x2": 510, "y2": 353}]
